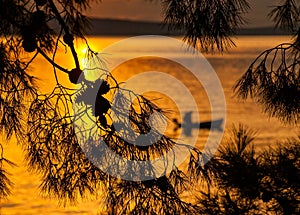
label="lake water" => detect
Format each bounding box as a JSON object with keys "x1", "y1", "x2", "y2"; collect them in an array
[{"x1": 0, "y1": 36, "x2": 299, "y2": 214}]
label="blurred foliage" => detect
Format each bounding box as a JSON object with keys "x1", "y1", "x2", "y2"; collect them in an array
[
  {"x1": 268, "y1": 0, "x2": 300, "y2": 33},
  {"x1": 197, "y1": 125, "x2": 300, "y2": 215},
  {"x1": 234, "y1": 43, "x2": 300, "y2": 124},
  {"x1": 234, "y1": 0, "x2": 299, "y2": 124},
  {"x1": 162, "y1": 0, "x2": 250, "y2": 52}
]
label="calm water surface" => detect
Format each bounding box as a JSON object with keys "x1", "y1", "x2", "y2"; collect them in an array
[{"x1": 1, "y1": 36, "x2": 298, "y2": 214}]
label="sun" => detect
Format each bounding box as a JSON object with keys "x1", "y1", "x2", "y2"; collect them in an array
[{"x1": 78, "y1": 45, "x2": 105, "y2": 82}]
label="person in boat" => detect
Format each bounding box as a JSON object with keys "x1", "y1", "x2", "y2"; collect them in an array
[{"x1": 172, "y1": 112, "x2": 223, "y2": 136}]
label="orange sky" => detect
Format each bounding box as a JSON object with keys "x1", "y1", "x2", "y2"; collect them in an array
[{"x1": 87, "y1": 0, "x2": 275, "y2": 27}]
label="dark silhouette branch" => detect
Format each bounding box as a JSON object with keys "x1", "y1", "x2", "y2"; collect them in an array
[
  {"x1": 37, "y1": 47, "x2": 69, "y2": 74},
  {"x1": 0, "y1": 1, "x2": 299, "y2": 214},
  {"x1": 47, "y1": 0, "x2": 80, "y2": 69}
]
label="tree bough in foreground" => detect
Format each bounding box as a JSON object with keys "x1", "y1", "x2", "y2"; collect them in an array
[{"x1": 0, "y1": 0, "x2": 299, "y2": 214}]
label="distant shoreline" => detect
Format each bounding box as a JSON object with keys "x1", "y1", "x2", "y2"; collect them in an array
[{"x1": 86, "y1": 18, "x2": 292, "y2": 36}]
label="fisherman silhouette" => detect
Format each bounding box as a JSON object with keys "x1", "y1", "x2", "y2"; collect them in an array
[{"x1": 173, "y1": 111, "x2": 223, "y2": 136}]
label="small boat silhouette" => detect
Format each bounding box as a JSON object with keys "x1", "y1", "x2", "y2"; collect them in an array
[{"x1": 172, "y1": 112, "x2": 224, "y2": 136}]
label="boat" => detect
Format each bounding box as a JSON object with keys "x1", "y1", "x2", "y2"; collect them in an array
[{"x1": 172, "y1": 112, "x2": 224, "y2": 136}]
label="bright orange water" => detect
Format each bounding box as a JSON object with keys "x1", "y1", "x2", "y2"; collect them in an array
[{"x1": 0, "y1": 36, "x2": 298, "y2": 214}]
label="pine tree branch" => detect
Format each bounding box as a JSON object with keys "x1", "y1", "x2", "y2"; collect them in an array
[
  {"x1": 47, "y1": 0, "x2": 80, "y2": 70},
  {"x1": 37, "y1": 47, "x2": 69, "y2": 74}
]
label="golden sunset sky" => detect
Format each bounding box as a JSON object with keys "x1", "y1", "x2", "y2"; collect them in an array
[{"x1": 87, "y1": 0, "x2": 275, "y2": 27}]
